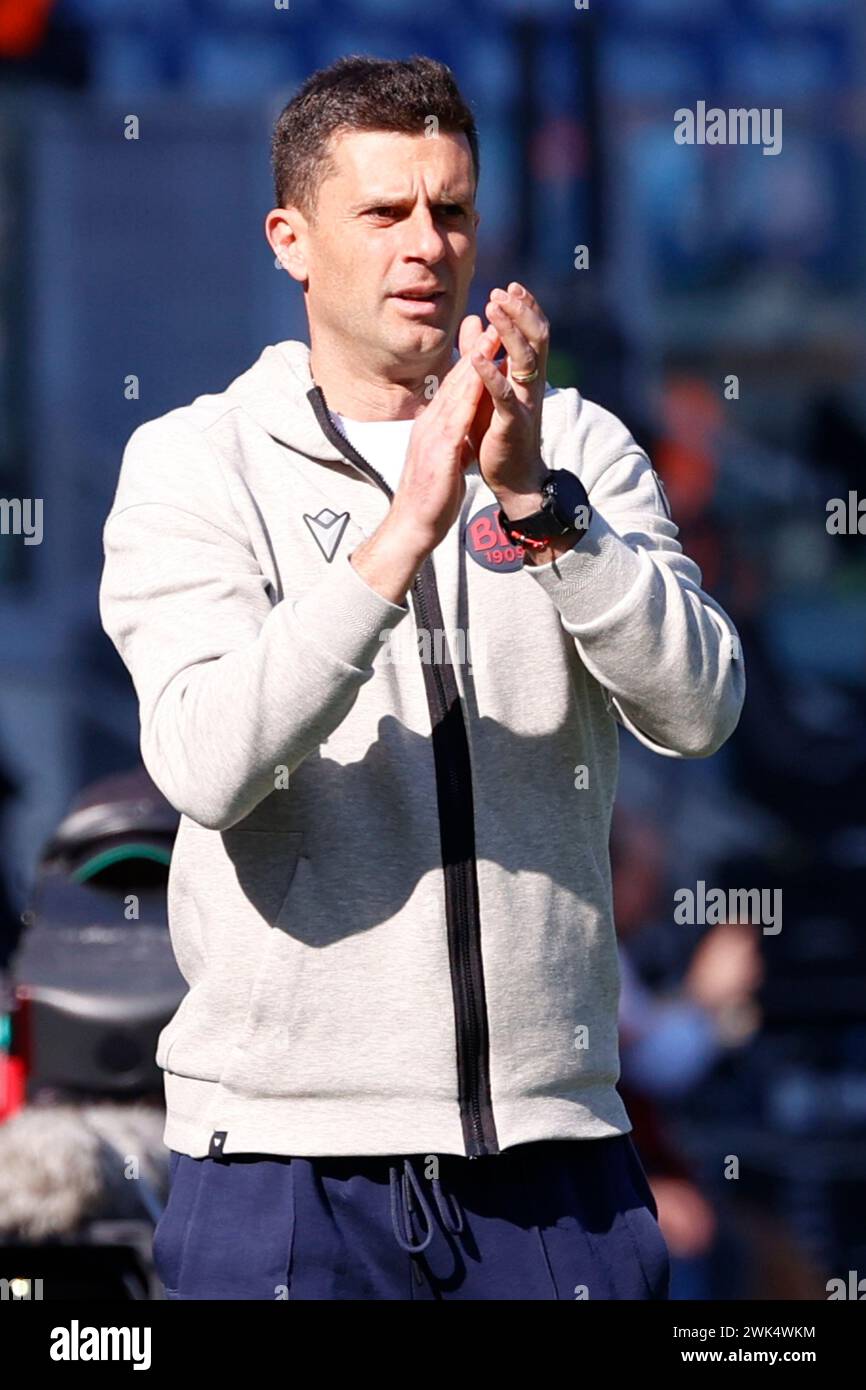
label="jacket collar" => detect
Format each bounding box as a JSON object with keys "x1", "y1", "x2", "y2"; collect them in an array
[{"x1": 226, "y1": 338, "x2": 461, "y2": 465}]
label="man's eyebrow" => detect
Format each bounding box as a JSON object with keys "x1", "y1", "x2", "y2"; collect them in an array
[{"x1": 350, "y1": 190, "x2": 474, "y2": 211}]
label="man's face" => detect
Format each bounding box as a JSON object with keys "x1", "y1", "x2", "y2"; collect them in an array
[{"x1": 289, "y1": 128, "x2": 480, "y2": 366}]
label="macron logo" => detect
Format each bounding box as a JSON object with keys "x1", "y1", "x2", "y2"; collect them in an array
[{"x1": 303, "y1": 508, "x2": 351, "y2": 562}]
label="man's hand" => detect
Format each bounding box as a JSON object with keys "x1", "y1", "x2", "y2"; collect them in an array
[
  {"x1": 349, "y1": 322, "x2": 501, "y2": 604},
  {"x1": 470, "y1": 282, "x2": 548, "y2": 502},
  {"x1": 465, "y1": 282, "x2": 578, "y2": 566}
]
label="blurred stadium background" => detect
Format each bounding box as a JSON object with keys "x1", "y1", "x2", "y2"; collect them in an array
[{"x1": 1, "y1": 0, "x2": 865, "y2": 1300}]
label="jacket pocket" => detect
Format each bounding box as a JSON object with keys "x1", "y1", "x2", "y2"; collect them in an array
[
  {"x1": 158, "y1": 829, "x2": 305, "y2": 1075},
  {"x1": 221, "y1": 830, "x2": 305, "y2": 1056}
]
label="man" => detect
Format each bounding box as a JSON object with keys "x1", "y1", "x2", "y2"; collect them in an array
[{"x1": 99, "y1": 55, "x2": 745, "y2": 1300}]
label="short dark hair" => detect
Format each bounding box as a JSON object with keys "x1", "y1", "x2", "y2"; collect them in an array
[{"x1": 271, "y1": 54, "x2": 480, "y2": 222}]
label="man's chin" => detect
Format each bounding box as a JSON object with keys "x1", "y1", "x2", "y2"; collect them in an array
[{"x1": 383, "y1": 319, "x2": 452, "y2": 359}]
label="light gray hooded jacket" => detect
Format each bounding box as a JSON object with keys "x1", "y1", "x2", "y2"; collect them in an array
[{"x1": 98, "y1": 338, "x2": 745, "y2": 1160}]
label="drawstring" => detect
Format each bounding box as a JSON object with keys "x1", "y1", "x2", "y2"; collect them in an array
[
  {"x1": 388, "y1": 1157, "x2": 464, "y2": 1254},
  {"x1": 431, "y1": 1173, "x2": 464, "y2": 1236},
  {"x1": 389, "y1": 1159, "x2": 432, "y2": 1253}
]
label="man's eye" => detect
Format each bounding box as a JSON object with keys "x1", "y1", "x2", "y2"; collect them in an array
[{"x1": 366, "y1": 205, "x2": 466, "y2": 218}]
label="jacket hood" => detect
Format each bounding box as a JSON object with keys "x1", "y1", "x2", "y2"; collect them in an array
[
  {"x1": 224, "y1": 340, "x2": 341, "y2": 464},
  {"x1": 224, "y1": 338, "x2": 465, "y2": 463}
]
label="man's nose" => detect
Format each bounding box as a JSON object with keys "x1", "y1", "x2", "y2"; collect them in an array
[{"x1": 400, "y1": 206, "x2": 446, "y2": 261}]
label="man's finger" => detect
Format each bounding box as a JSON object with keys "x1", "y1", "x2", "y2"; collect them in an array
[
  {"x1": 436, "y1": 324, "x2": 499, "y2": 410},
  {"x1": 489, "y1": 287, "x2": 548, "y2": 363},
  {"x1": 458, "y1": 314, "x2": 485, "y2": 358},
  {"x1": 484, "y1": 302, "x2": 536, "y2": 383},
  {"x1": 471, "y1": 351, "x2": 520, "y2": 418},
  {"x1": 432, "y1": 335, "x2": 496, "y2": 446},
  {"x1": 507, "y1": 280, "x2": 535, "y2": 304}
]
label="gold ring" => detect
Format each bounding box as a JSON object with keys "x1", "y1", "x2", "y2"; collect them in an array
[{"x1": 512, "y1": 365, "x2": 539, "y2": 384}]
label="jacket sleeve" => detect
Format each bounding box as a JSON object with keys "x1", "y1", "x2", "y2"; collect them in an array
[
  {"x1": 98, "y1": 417, "x2": 410, "y2": 831},
  {"x1": 526, "y1": 402, "x2": 745, "y2": 758}
]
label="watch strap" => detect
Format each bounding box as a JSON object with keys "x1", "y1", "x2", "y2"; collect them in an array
[{"x1": 499, "y1": 470, "x2": 591, "y2": 543}]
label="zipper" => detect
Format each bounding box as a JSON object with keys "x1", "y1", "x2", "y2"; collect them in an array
[{"x1": 296, "y1": 385, "x2": 500, "y2": 1158}]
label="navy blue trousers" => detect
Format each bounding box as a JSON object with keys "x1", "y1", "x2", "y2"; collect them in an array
[{"x1": 153, "y1": 1133, "x2": 670, "y2": 1300}]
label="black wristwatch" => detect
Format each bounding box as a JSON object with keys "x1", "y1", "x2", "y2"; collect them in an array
[{"x1": 498, "y1": 469, "x2": 592, "y2": 546}]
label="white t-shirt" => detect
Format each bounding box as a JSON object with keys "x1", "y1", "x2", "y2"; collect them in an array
[{"x1": 330, "y1": 413, "x2": 415, "y2": 492}]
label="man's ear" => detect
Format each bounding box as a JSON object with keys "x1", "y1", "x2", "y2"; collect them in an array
[{"x1": 266, "y1": 206, "x2": 308, "y2": 282}]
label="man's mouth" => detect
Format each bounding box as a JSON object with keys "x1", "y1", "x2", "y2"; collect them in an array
[{"x1": 390, "y1": 288, "x2": 447, "y2": 314}]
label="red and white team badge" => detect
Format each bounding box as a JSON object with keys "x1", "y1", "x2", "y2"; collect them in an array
[{"x1": 463, "y1": 502, "x2": 526, "y2": 572}]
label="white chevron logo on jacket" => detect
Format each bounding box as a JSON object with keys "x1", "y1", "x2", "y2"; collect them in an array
[{"x1": 303, "y1": 508, "x2": 350, "y2": 562}]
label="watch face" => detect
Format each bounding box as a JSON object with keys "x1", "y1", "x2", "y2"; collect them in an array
[{"x1": 549, "y1": 469, "x2": 591, "y2": 533}]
